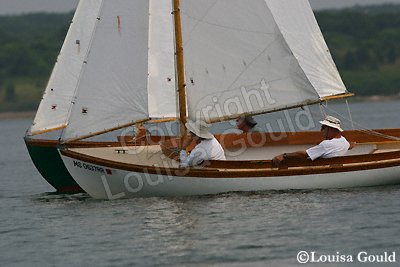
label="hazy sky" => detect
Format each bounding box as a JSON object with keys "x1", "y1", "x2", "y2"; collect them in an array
[{"x1": 1, "y1": 0, "x2": 400, "y2": 14}]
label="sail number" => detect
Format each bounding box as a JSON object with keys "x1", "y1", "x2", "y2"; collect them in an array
[{"x1": 73, "y1": 160, "x2": 105, "y2": 174}]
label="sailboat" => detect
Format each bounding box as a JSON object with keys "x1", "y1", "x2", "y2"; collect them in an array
[
  {"x1": 24, "y1": 0, "x2": 179, "y2": 193},
  {"x1": 57, "y1": 0, "x2": 400, "y2": 199}
]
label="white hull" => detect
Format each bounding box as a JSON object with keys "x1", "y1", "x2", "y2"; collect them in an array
[{"x1": 60, "y1": 146, "x2": 400, "y2": 199}]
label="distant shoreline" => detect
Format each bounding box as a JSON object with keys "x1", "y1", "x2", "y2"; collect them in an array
[
  {"x1": 0, "y1": 95, "x2": 399, "y2": 121},
  {"x1": 0, "y1": 111, "x2": 35, "y2": 120},
  {"x1": 352, "y1": 94, "x2": 400, "y2": 102}
]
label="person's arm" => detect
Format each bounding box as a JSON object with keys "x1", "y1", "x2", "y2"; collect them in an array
[
  {"x1": 179, "y1": 135, "x2": 193, "y2": 167},
  {"x1": 180, "y1": 150, "x2": 191, "y2": 168},
  {"x1": 272, "y1": 151, "x2": 308, "y2": 166},
  {"x1": 180, "y1": 146, "x2": 207, "y2": 168}
]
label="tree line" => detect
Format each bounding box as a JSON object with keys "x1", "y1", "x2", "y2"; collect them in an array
[
  {"x1": 316, "y1": 5, "x2": 400, "y2": 95},
  {"x1": 0, "y1": 13, "x2": 71, "y2": 111},
  {"x1": 0, "y1": 5, "x2": 400, "y2": 111}
]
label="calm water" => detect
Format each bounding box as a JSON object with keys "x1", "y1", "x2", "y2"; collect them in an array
[{"x1": 1, "y1": 100, "x2": 400, "y2": 267}]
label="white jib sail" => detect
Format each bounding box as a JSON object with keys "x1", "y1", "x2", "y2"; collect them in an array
[
  {"x1": 148, "y1": 0, "x2": 177, "y2": 119},
  {"x1": 180, "y1": 0, "x2": 348, "y2": 122},
  {"x1": 61, "y1": 0, "x2": 150, "y2": 142},
  {"x1": 29, "y1": 0, "x2": 103, "y2": 135}
]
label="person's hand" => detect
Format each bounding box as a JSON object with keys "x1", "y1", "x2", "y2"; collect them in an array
[
  {"x1": 349, "y1": 142, "x2": 356, "y2": 150},
  {"x1": 272, "y1": 154, "x2": 284, "y2": 166}
]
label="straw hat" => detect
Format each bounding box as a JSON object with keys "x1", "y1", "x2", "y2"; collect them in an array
[
  {"x1": 320, "y1": 116, "x2": 344, "y2": 132},
  {"x1": 185, "y1": 120, "x2": 214, "y2": 139}
]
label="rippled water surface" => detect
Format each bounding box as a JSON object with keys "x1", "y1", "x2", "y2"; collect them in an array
[{"x1": 1, "y1": 100, "x2": 400, "y2": 266}]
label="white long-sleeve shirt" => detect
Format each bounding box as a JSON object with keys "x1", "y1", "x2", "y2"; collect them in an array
[
  {"x1": 306, "y1": 136, "x2": 350, "y2": 161},
  {"x1": 180, "y1": 137, "x2": 226, "y2": 167}
]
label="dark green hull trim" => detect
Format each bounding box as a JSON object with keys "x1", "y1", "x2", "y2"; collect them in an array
[{"x1": 24, "y1": 138, "x2": 84, "y2": 193}]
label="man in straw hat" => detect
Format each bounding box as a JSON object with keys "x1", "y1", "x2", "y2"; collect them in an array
[
  {"x1": 180, "y1": 120, "x2": 226, "y2": 168},
  {"x1": 273, "y1": 116, "x2": 351, "y2": 166}
]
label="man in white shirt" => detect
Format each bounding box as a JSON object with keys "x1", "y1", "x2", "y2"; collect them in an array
[
  {"x1": 273, "y1": 116, "x2": 351, "y2": 166},
  {"x1": 180, "y1": 120, "x2": 226, "y2": 168}
]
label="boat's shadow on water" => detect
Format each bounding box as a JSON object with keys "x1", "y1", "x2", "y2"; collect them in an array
[
  {"x1": 32, "y1": 184, "x2": 400, "y2": 203},
  {"x1": 33, "y1": 192, "x2": 93, "y2": 203},
  {"x1": 171, "y1": 183, "x2": 400, "y2": 198},
  {"x1": 258, "y1": 184, "x2": 400, "y2": 196}
]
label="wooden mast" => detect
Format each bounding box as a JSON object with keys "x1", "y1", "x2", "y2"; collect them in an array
[{"x1": 173, "y1": 0, "x2": 187, "y2": 142}]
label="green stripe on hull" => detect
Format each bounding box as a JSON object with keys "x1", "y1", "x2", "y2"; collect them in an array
[{"x1": 24, "y1": 138, "x2": 84, "y2": 193}]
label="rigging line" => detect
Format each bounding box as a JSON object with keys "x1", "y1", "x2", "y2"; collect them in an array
[
  {"x1": 158, "y1": 141, "x2": 181, "y2": 161},
  {"x1": 145, "y1": 128, "x2": 152, "y2": 160},
  {"x1": 309, "y1": 104, "x2": 389, "y2": 139},
  {"x1": 181, "y1": 0, "x2": 219, "y2": 47},
  {"x1": 181, "y1": 13, "x2": 274, "y2": 36},
  {"x1": 319, "y1": 104, "x2": 363, "y2": 128},
  {"x1": 198, "y1": 74, "x2": 292, "y2": 103},
  {"x1": 123, "y1": 133, "x2": 165, "y2": 161},
  {"x1": 346, "y1": 99, "x2": 355, "y2": 130},
  {"x1": 319, "y1": 103, "x2": 326, "y2": 118},
  {"x1": 321, "y1": 104, "x2": 400, "y2": 141},
  {"x1": 224, "y1": 38, "x2": 283, "y2": 93},
  {"x1": 355, "y1": 129, "x2": 400, "y2": 141},
  {"x1": 187, "y1": 37, "x2": 291, "y2": 102}
]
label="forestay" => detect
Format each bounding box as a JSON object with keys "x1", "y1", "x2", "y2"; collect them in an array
[
  {"x1": 29, "y1": 0, "x2": 102, "y2": 135},
  {"x1": 61, "y1": 0, "x2": 151, "y2": 142},
  {"x1": 180, "y1": 0, "x2": 348, "y2": 122}
]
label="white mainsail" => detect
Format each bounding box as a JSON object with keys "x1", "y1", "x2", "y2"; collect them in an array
[
  {"x1": 60, "y1": 0, "x2": 348, "y2": 142},
  {"x1": 267, "y1": 0, "x2": 346, "y2": 98},
  {"x1": 180, "y1": 0, "x2": 348, "y2": 122},
  {"x1": 29, "y1": 0, "x2": 102, "y2": 136}
]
